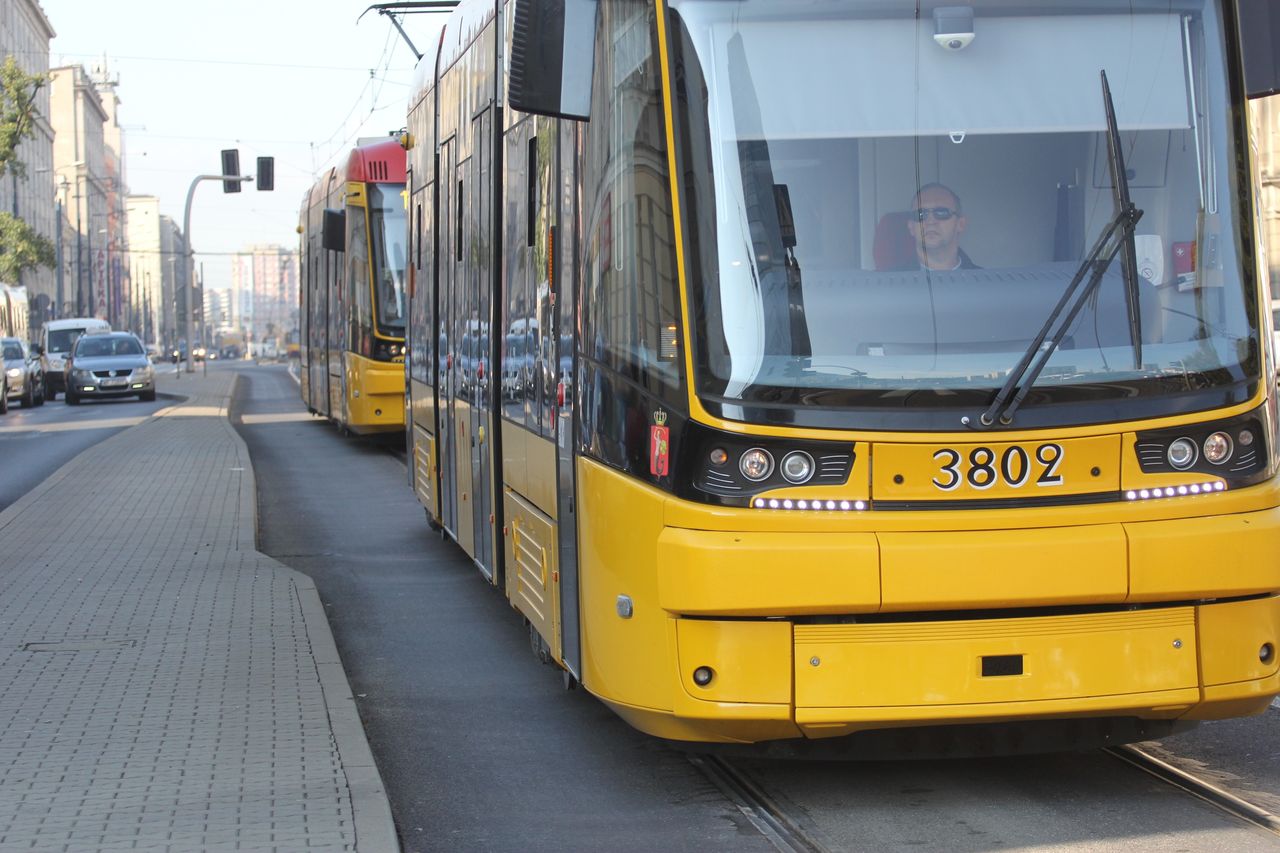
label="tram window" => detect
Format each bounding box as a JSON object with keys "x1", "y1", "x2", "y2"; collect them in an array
[
  {"x1": 580, "y1": 0, "x2": 684, "y2": 403},
  {"x1": 457, "y1": 181, "x2": 463, "y2": 261},
  {"x1": 528, "y1": 136, "x2": 537, "y2": 247}
]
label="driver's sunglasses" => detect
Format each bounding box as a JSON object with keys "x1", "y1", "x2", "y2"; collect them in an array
[{"x1": 915, "y1": 206, "x2": 959, "y2": 222}]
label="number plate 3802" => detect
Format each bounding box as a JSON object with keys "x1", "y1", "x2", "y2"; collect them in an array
[{"x1": 872, "y1": 436, "x2": 1120, "y2": 501}]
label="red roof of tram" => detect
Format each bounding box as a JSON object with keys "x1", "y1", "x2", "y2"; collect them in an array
[{"x1": 346, "y1": 137, "x2": 406, "y2": 184}]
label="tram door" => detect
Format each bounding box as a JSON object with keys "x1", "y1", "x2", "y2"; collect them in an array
[
  {"x1": 470, "y1": 108, "x2": 495, "y2": 577},
  {"x1": 555, "y1": 123, "x2": 581, "y2": 678},
  {"x1": 443, "y1": 116, "x2": 497, "y2": 579},
  {"x1": 438, "y1": 137, "x2": 459, "y2": 539}
]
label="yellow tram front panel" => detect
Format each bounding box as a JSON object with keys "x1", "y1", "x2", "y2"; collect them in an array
[
  {"x1": 343, "y1": 351, "x2": 405, "y2": 434},
  {"x1": 792, "y1": 609, "x2": 1201, "y2": 726},
  {"x1": 577, "y1": 455, "x2": 1280, "y2": 742}
]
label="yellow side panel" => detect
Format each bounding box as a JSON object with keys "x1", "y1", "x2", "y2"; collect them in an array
[
  {"x1": 656, "y1": 528, "x2": 879, "y2": 615},
  {"x1": 1198, "y1": 596, "x2": 1280, "y2": 687},
  {"x1": 674, "y1": 619, "x2": 791, "y2": 705},
  {"x1": 878, "y1": 525, "x2": 1127, "y2": 610},
  {"x1": 455, "y1": 401, "x2": 475, "y2": 557},
  {"x1": 577, "y1": 460, "x2": 674, "y2": 711},
  {"x1": 794, "y1": 608, "x2": 1199, "y2": 710},
  {"x1": 1127, "y1": 507, "x2": 1280, "y2": 601},
  {"x1": 413, "y1": 425, "x2": 437, "y2": 520},
  {"x1": 526, "y1": 434, "x2": 557, "y2": 519},
  {"x1": 501, "y1": 420, "x2": 528, "y2": 497},
  {"x1": 504, "y1": 490, "x2": 560, "y2": 660},
  {"x1": 409, "y1": 377, "x2": 435, "y2": 429},
  {"x1": 329, "y1": 350, "x2": 344, "y2": 422}
]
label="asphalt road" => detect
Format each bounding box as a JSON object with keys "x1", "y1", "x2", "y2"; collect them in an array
[
  {"x1": 231, "y1": 364, "x2": 773, "y2": 853},
  {"x1": 226, "y1": 362, "x2": 1280, "y2": 852},
  {"x1": 0, "y1": 387, "x2": 170, "y2": 512}
]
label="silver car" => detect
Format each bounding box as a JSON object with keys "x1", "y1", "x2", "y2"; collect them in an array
[
  {"x1": 2, "y1": 337, "x2": 44, "y2": 408},
  {"x1": 64, "y1": 332, "x2": 156, "y2": 405}
]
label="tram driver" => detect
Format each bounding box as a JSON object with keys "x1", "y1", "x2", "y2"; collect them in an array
[{"x1": 901, "y1": 183, "x2": 980, "y2": 271}]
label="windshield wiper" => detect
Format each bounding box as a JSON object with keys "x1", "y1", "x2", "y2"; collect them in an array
[{"x1": 973, "y1": 71, "x2": 1144, "y2": 429}]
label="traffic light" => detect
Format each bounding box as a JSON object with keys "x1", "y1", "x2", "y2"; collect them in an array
[
  {"x1": 256, "y1": 156, "x2": 274, "y2": 192},
  {"x1": 221, "y1": 149, "x2": 241, "y2": 193}
]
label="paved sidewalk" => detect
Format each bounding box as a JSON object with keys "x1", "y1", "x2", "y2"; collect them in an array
[{"x1": 0, "y1": 367, "x2": 398, "y2": 852}]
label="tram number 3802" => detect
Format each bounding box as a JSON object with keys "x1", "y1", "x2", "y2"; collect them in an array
[{"x1": 931, "y1": 444, "x2": 1064, "y2": 492}]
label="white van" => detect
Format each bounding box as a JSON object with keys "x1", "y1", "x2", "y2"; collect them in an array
[{"x1": 41, "y1": 317, "x2": 110, "y2": 399}]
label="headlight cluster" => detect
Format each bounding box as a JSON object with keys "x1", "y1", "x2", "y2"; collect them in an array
[
  {"x1": 691, "y1": 425, "x2": 854, "y2": 505},
  {"x1": 5, "y1": 368, "x2": 19, "y2": 379},
  {"x1": 374, "y1": 340, "x2": 406, "y2": 362},
  {"x1": 1134, "y1": 408, "x2": 1268, "y2": 486}
]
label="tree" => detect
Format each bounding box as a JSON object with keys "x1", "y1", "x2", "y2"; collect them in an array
[
  {"x1": 0, "y1": 55, "x2": 53, "y2": 282},
  {"x1": 0, "y1": 212, "x2": 53, "y2": 282},
  {"x1": 0, "y1": 55, "x2": 44, "y2": 180}
]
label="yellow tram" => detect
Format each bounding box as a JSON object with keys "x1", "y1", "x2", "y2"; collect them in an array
[
  {"x1": 402, "y1": 0, "x2": 1280, "y2": 745},
  {"x1": 299, "y1": 136, "x2": 408, "y2": 434}
]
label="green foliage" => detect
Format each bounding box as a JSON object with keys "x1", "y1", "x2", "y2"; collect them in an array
[
  {"x1": 0, "y1": 54, "x2": 45, "y2": 180},
  {"x1": 0, "y1": 212, "x2": 54, "y2": 282}
]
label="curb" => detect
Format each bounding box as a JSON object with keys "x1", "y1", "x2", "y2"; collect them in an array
[{"x1": 218, "y1": 370, "x2": 403, "y2": 853}]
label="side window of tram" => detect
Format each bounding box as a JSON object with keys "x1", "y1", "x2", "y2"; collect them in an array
[
  {"x1": 348, "y1": 205, "x2": 371, "y2": 357},
  {"x1": 582, "y1": 0, "x2": 682, "y2": 402}
]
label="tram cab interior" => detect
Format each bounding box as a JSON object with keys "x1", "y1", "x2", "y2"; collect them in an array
[{"x1": 672, "y1": 0, "x2": 1256, "y2": 426}]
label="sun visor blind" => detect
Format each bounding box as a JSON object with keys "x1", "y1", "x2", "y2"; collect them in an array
[{"x1": 708, "y1": 14, "x2": 1190, "y2": 140}]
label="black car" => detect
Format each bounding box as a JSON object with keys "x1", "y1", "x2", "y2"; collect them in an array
[{"x1": 2, "y1": 337, "x2": 45, "y2": 408}]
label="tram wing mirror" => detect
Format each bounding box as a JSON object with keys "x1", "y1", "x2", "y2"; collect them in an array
[
  {"x1": 322, "y1": 209, "x2": 346, "y2": 252},
  {"x1": 1240, "y1": 0, "x2": 1280, "y2": 98},
  {"x1": 509, "y1": 0, "x2": 598, "y2": 121}
]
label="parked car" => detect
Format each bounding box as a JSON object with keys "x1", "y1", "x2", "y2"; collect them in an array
[
  {"x1": 2, "y1": 337, "x2": 45, "y2": 408},
  {"x1": 64, "y1": 332, "x2": 156, "y2": 405}
]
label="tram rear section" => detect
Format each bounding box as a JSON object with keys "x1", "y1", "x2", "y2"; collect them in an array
[{"x1": 576, "y1": 451, "x2": 1280, "y2": 745}]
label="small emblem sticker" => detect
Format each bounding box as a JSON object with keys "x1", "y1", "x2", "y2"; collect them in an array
[{"x1": 649, "y1": 411, "x2": 670, "y2": 477}]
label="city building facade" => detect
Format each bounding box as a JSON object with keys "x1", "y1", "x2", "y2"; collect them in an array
[
  {"x1": 0, "y1": 0, "x2": 57, "y2": 326},
  {"x1": 49, "y1": 64, "x2": 111, "y2": 321},
  {"x1": 124, "y1": 194, "x2": 162, "y2": 348}
]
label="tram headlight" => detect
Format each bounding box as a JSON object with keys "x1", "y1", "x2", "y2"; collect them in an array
[
  {"x1": 4, "y1": 368, "x2": 19, "y2": 379},
  {"x1": 780, "y1": 451, "x2": 814, "y2": 484},
  {"x1": 1166, "y1": 438, "x2": 1197, "y2": 470},
  {"x1": 1133, "y1": 406, "x2": 1269, "y2": 491},
  {"x1": 708, "y1": 448, "x2": 728, "y2": 466},
  {"x1": 739, "y1": 448, "x2": 774, "y2": 482},
  {"x1": 1203, "y1": 432, "x2": 1233, "y2": 465}
]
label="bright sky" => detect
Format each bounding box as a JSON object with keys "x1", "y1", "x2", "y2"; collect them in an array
[{"x1": 40, "y1": 0, "x2": 444, "y2": 293}]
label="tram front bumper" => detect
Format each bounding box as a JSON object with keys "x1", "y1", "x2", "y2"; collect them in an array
[
  {"x1": 667, "y1": 596, "x2": 1280, "y2": 738},
  {"x1": 657, "y1": 503, "x2": 1280, "y2": 736}
]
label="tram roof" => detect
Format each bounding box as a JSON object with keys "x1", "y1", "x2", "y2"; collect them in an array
[
  {"x1": 346, "y1": 137, "x2": 407, "y2": 185},
  {"x1": 410, "y1": 0, "x2": 495, "y2": 108}
]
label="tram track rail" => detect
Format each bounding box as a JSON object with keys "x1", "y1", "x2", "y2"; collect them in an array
[
  {"x1": 1106, "y1": 745, "x2": 1280, "y2": 836},
  {"x1": 693, "y1": 744, "x2": 1280, "y2": 852},
  {"x1": 688, "y1": 754, "x2": 831, "y2": 853}
]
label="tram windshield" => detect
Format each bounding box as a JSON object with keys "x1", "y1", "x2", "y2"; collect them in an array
[
  {"x1": 667, "y1": 0, "x2": 1258, "y2": 428},
  {"x1": 369, "y1": 183, "x2": 408, "y2": 335}
]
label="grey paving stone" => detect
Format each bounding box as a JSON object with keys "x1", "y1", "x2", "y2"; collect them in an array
[{"x1": 0, "y1": 371, "x2": 394, "y2": 852}]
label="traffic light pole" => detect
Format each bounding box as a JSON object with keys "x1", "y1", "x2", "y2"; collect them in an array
[{"x1": 181, "y1": 173, "x2": 251, "y2": 373}]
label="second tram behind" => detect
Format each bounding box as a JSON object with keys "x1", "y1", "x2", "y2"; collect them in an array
[
  {"x1": 299, "y1": 136, "x2": 409, "y2": 434},
  {"x1": 404, "y1": 0, "x2": 1280, "y2": 746}
]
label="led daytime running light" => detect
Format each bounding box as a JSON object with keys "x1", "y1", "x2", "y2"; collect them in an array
[
  {"x1": 1125, "y1": 481, "x2": 1226, "y2": 501},
  {"x1": 754, "y1": 497, "x2": 867, "y2": 511}
]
